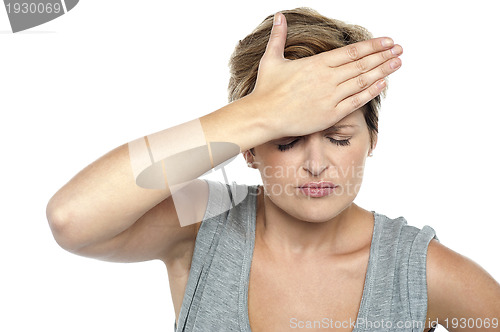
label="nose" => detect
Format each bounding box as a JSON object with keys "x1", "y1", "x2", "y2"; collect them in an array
[
  {"x1": 301, "y1": 136, "x2": 329, "y2": 176},
  {"x1": 303, "y1": 160, "x2": 327, "y2": 176}
]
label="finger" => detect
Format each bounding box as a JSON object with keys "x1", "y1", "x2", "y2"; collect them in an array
[
  {"x1": 262, "y1": 12, "x2": 288, "y2": 60},
  {"x1": 316, "y1": 37, "x2": 395, "y2": 68},
  {"x1": 333, "y1": 44, "x2": 403, "y2": 84},
  {"x1": 334, "y1": 57, "x2": 402, "y2": 103},
  {"x1": 335, "y1": 79, "x2": 387, "y2": 116}
]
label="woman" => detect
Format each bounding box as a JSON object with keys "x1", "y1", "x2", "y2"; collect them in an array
[{"x1": 46, "y1": 7, "x2": 500, "y2": 331}]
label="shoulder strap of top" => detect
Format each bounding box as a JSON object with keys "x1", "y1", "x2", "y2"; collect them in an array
[
  {"x1": 406, "y1": 224, "x2": 439, "y2": 325},
  {"x1": 358, "y1": 213, "x2": 438, "y2": 331},
  {"x1": 175, "y1": 180, "x2": 233, "y2": 331},
  {"x1": 175, "y1": 180, "x2": 252, "y2": 331}
]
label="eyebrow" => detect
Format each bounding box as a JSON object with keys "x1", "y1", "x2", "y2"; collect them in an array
[{"x1": 321, "y1": 124, "x2": 359, "y2": 132}]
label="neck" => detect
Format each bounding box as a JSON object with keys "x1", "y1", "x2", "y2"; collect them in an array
[{"x1": 255, "y1": 187, "x2": 373, "y2": 259}]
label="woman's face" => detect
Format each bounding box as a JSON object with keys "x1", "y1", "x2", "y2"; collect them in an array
[{"x1": 248, "y1": 108, "x2": 375, "y2": 222}]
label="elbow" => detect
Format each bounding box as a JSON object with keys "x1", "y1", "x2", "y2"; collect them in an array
[{"x1": 46, "y1": 200, "x2": 87, "y2": 253}]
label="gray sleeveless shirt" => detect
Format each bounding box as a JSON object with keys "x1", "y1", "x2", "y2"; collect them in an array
[{"x1": 174, "y1": 180, "x2": 439, "y2": 331}]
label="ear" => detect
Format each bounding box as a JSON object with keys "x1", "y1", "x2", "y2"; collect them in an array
[
  {"x1": 242, "y1": 150, "x2": 255, "y2": 168},
  {"x1": 242, "y1": 150, "x2": 252, "y2": 161}
]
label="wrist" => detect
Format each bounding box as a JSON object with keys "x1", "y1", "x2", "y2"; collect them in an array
[
  {"x1": 237, "y1": 93, "x2": 282, "y2": 142},
  {"x1": 200, "y1": 95, "x2": 278, "y2": 153}
]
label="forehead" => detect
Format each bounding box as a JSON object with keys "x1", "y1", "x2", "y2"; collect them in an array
[
  {"x1": 323, "y1": 108, "x2": 366, "y2": 131},
  {"x1": 338, "y1": 108, "x2": 365, "y2": 123}
]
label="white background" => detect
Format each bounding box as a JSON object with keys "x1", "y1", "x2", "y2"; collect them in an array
[{"x1": 1, "y1": 1, "x2": 499, "y2": 331}]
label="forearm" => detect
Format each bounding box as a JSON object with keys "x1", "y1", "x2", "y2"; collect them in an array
[
  {"x1": 200, "y1": 94, "x2": 275, "y2": 152},
  {"x1": 46, "y1": 95, "x2": 273, "y2": 249}
]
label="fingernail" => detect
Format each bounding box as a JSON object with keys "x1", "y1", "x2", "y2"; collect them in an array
[
  {"x1": 381, "y1": 38, "x2": 394, "y2": 47},
  {"x1": 390, "y1": 58, "x2": 401, "y2": 69},
  {"x1": 274, "y1": 12, "x2": 282, "y2": 25},
  {"x1": 390, "y1": 45, "x2": 403, "y2": 55},
  {"x1": 377, "y1": 79, "x2": 386, "y2": 89}
]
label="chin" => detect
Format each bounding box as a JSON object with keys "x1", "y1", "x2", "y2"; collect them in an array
[
  {"x1": 293, "y1": 202, "x2": 344, "y2": 223},
  {"x1": 295, "y1": 196, "x2": 353, "y2": 222},
  {"x1": 296, "y1": 211, "x2": 339, "y2": 224}
]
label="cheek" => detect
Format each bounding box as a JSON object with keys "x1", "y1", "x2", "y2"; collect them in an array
[
  {"x1": 256, "y1": 154, "x2": 296, "y2": 184},
  {"x1": 258, "y1": 166, "x2": 294, "y2": 189},
  {"x1": 326, "y1": 147, "x2": 368, "y2": 186}
]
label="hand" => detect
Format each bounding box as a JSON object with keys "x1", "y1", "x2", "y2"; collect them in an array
[{"x1": 248, "y1": 12, "x2": 403, "y2": 139}]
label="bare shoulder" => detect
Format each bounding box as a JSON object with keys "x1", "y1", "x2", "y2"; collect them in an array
[{"x1": 426, "y1": 239, "x2": 500, "y2": 331}]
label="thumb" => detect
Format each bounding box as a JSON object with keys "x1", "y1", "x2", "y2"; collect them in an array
[{"x1": 264, "y1": 12, "x2": 287, "y2": 60}]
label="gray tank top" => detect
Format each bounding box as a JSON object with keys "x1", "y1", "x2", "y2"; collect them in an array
[{"x1": 174, "y1": 180, "x2": 439, "y2": 331}]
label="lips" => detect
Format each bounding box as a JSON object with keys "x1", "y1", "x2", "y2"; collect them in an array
[
  {"x1": 299, "y1": 181, "x2": 337, "y2": 189},
  {"x1": 298, "y1": 182, "x2": 337, "y2": 198}
]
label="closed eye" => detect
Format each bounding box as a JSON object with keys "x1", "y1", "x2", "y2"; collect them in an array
[
  {"x1": 277, "y1": 137, "x2": 351, "y2": 151},
  {"x1": 327, "y1": 137, "x2": 351, "y2": 146}
]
